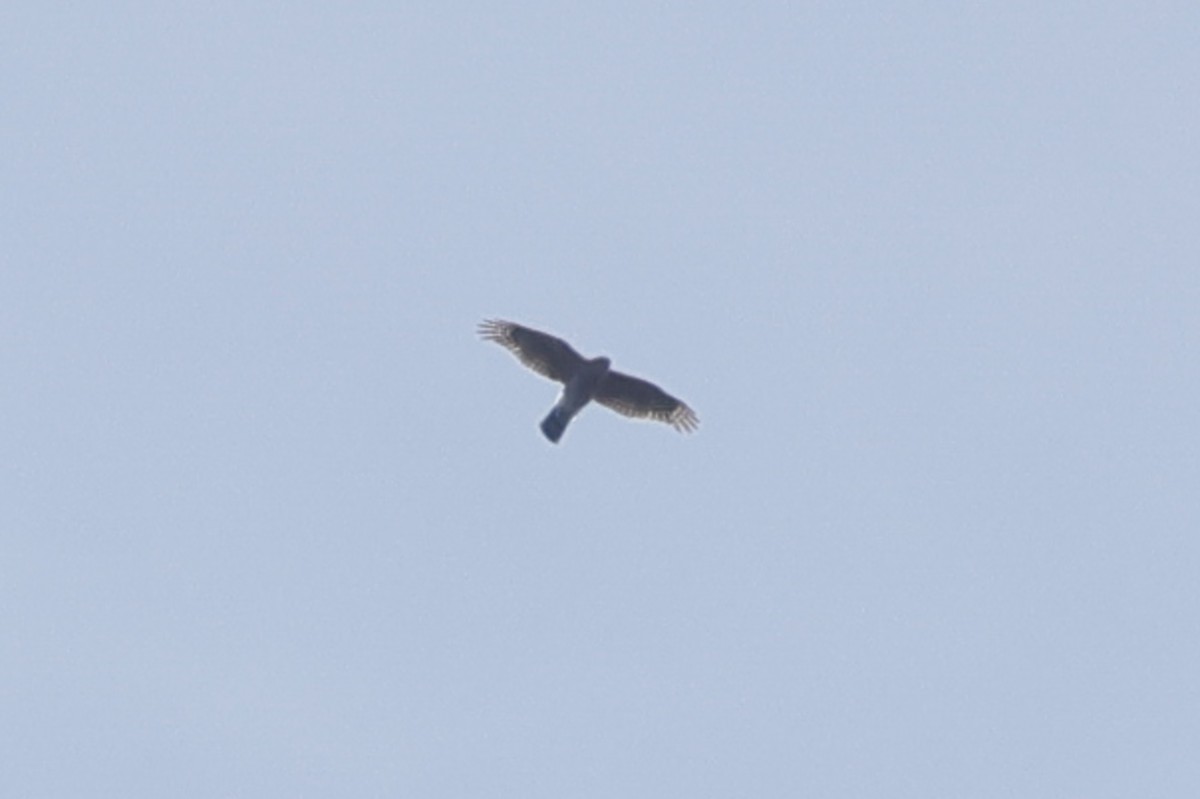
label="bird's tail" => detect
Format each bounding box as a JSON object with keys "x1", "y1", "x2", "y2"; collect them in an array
[{"x1": 540, "y1": 407, "x2": 570, "y2": 443}]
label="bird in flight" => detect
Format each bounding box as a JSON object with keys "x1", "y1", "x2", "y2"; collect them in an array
[{"x1": 478, "y1": 319, "x2": 699, "y2": 443}]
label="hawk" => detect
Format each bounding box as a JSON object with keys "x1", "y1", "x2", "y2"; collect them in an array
[{"x1": 478, "y1": 319, "x2": 699, "y2": 443}]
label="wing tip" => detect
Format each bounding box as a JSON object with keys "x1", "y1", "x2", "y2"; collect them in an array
[
  {"x1": 671, "y1": 404, "x2": 700, "y2": 433},
  {"x1": 477, "y1": 318, "x2": 511, "y2": 342}
]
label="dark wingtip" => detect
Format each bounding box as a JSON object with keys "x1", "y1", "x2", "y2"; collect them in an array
[{"x1": 478, "y1": 319, "x2": 515, "y2": 346}]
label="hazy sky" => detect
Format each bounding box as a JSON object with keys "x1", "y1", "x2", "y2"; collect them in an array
[{"x1": 4, "y1": 4, "x2": 1197, "y2": 797}]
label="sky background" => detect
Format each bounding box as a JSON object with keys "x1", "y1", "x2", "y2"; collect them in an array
[{"x1": 3, "y1": 3, "x2": 1198, "y2": 797}]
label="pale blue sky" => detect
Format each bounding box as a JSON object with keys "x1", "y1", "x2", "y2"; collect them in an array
[{"x1": 3, "y1": 4, "x2": 1198, "y2": 797}]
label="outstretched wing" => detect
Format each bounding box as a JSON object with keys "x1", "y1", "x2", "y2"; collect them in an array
[
  {"x1": 477, "y1": 319, "x2": 585, "y2": 384},
  {"x1": 594, "y1": 370, "x2": 699, "y2": 433}
]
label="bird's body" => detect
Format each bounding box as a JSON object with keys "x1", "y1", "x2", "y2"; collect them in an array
[
  {"x1": 541, "y1": 355, "x2": 611, "y2": 442},
  {"x1": 478, "y1": 319, "x2": 698, "y2": 443}
]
